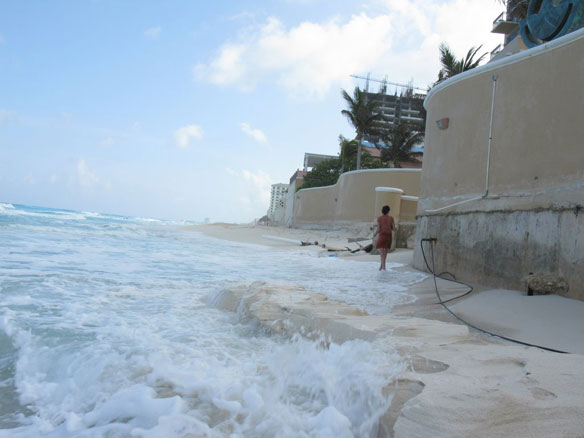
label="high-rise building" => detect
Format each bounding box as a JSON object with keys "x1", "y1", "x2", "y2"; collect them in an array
[
  {"x1": 267, "y1": 183, "x2": 288, "y2": 217},
  {"x1": 364, "y1": 90, "x2": 426, "y2": 144}
]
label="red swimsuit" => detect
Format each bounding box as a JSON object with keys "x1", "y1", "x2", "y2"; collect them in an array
[{"x1": 376, "y1": 214, "x2": 394, "y2": 249}]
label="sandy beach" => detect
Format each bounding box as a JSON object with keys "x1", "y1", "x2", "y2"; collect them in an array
[{"x1": 191, "y1": 223, "x2": 584, "y2": 438}]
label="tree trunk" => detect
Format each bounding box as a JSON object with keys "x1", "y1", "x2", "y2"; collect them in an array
[{"x1": 356, "y1": 135, "x2": 362, "y2": 170}]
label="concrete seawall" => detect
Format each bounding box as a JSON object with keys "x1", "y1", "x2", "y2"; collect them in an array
[
  {"x1": 414, "y1": 29, "x2": 584, "y2": 300},
  {"x1": 414, "y1": 208, "x2": 584, "y2": 300},
  {"x1": 292, "y1": 168, "x2": 421, "y2": 227}
]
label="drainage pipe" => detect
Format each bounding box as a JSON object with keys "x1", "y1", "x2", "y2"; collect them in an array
[{"x1": 485, "y1": 73, "x2": 498, "y2": 195}]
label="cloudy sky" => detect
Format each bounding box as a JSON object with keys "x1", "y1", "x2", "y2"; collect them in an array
[{"x1": 0, "y1": 0, "x2": 504, "y2": 222}]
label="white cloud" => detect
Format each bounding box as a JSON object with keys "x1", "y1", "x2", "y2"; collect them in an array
[
  {"x1": 226, "y1": 168, "x2": 273, "y2": 210},
  {"x1": 144, "y1": 26, "x2": 162, "y2": 38},
  {"x1": 24, "y1": 174, "x2": 36, "y2": 185},
  {"x1": 374, "y1": 0, "x2": 502, "y2": 87},
  {"x1": 49, "y1": 174, "x2": 58, "y2": 184},
  {"x1": 0, "y1": 33, "x2": 5, "y2": 45},
  {"x1": 195, "y1": 0, "x2": 503, "y2": 98},
  {"x1": 194, "y1": 44, "x2": 249, "y2": 89},
  {"x1": 77, "y1": 159, "x2": 111, "y2": 190},
  {"x1": 241, "y1": 169, "x2": 272, "y2": 193},
  {"x1": 173, "y1": 124, "x2": 203, "y2": 148},
  {"x1": 196, "y1": 14, "x2": 393, "y2": 99},
  {"x1": 240, "y1": 122, "x2": 267, "y2": 143}
]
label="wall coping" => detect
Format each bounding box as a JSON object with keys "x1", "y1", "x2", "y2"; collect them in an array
[
  {"x1": 297, "y1": 167, "x2": 421, "y2": 194},
  {"x1": 425, "y1": 27, "x2": 584, "y2": 109},
  {"x1": 343, "y1": 168, "x2": 421, "y2": 176},
  {"x1": 296, "y1": 184, "x2": 336, "y2": 192},
  {"x1": 402, "y1": 195, "x2": 419, "y2": 201},
  {"x1": 375, "y1": 187, "x2": 404, "y2": 193}
]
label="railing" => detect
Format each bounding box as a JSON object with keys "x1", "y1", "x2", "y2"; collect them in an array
[
  {"x1": 493, "y1": 11, "x2": 520, "y2": 25},
  {"x1": 493, "y1": 11, "x2": 505, "y2": 26},
  {"x1": 490, "y1": 44, "x2": 502, "y2": 58},
  {"x1": 493, "y1": 11, "x2": 505, "y2": 25}
]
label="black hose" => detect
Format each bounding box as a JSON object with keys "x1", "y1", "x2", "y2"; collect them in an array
[
  {"x1": 420, "y1": 238, "x2": 473, "y2": 304},
  {"x1": 420, "y1": 238, "x2": 569, "y2": 354}
]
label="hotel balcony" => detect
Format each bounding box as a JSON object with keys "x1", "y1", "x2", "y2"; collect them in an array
[{"x1": 492, "y1": 11, "x2": 519, "y2": 35}]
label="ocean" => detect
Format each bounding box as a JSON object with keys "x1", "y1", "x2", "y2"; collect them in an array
[{"x1": 0, "y1": 203, "x2": 425, "y2": 437}]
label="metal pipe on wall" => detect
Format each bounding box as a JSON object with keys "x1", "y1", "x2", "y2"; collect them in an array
[{"x1": 425, "y1": 74, "x2": 498, "y2": 214}]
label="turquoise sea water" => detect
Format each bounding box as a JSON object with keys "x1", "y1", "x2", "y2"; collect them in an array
[{"x1": 0, "y1": 203, "x2": 425, "y2": 437}]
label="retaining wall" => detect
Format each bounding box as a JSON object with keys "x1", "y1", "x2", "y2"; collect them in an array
[
  {"x1": 292, "y1": 168, "x2": 421, "y2": 227},
  {"x1": 413, "y1": 29, "x2": 584, "y2": 300}
]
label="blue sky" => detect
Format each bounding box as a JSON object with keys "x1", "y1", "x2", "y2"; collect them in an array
[{"x1": 0, "y1": 0, "x2": 504, "y2": 222}]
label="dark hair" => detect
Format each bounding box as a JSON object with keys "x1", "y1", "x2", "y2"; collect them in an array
[{"x1": 382, "y1": 205, "x2": 390, "y2": 215}]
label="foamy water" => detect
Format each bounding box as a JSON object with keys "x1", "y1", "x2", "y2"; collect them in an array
[{"x1": 0, "y1": 204, "x2": 424, "y2": 437}]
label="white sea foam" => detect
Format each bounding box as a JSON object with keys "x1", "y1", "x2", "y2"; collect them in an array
[
  {"x1": 0, "y1": 207, "x2": 87, "y2": 221},
  {"x1": 81, "y1": 211, "x2": 102, "y2": 218},
  {"x1": 0, "y1": 204, "x2": 421, "y2": 437}
]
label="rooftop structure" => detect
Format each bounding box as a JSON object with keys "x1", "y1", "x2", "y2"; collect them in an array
[
  {"x1": 490, "y1": 0, "x2": 584, "y2": 61},
  {"x1": 303, "y1": 153, "x2": 336, "y2": 172},
  {"x1": 289, "y1": 169, "x2": 307, "y2": 186}
]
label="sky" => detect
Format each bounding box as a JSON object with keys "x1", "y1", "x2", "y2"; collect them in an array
[{"x1": 0, "y1": 0, "x2": 505, "y2": 222}]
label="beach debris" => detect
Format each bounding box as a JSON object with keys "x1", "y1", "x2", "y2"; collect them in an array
[
  {"x1": 262, "y1": 235, "x2": 315, "y2": 246},
  {"x1": 525, "y1": 274, "x2": 569, "y2": 296},
  {"x1": 355, "y1": 241, "x2": 374, "y2": 253},
  {"x1": 262, "y1": 234, "x2": 369, "y2": 253},
  {"x1": 348, "y1": 237, "x2": 370, "y2": 243}
]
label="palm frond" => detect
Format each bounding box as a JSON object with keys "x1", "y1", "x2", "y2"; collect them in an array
[
  {"x1": 436, "y1": 42, "x2": 487, "y2": 84},
  {"x1": 378, "y1": 123, "x2": 424, "y2": 167}
]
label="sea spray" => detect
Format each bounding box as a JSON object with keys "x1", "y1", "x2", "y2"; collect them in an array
[{"x1": 1, "y1": 204, "x2": 418, "y2": 437}]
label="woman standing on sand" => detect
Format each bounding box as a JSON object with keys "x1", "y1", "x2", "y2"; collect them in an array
[{"x1": 375, "y1": 205, "x2": 396, "y2": 271}]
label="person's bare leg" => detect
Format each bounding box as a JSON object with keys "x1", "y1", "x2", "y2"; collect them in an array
[
  {"x1": 380, "y1": 248, "x2": 387, "y2": 270},
  {"x1": 382, "y1": 248, "x2": 388, "y2": 270}
]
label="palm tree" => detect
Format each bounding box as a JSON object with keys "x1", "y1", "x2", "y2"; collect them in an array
[
  {"x1": 379, "y1": 123, "x2": 424, "y2": 168},
  {"x1": 341, "y1": 87, "x2": 383, "y2": 170},
  {"x1": 338, "y1": 135, "x2": 358, "y2": 173},
  {"x1": 435, "y1": 43, "x2": 488, "y2": 84}
]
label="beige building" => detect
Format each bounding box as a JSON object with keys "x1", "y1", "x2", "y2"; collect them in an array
[{"x1": 413, "y1": 28, "x2": 584, "y2": 300}]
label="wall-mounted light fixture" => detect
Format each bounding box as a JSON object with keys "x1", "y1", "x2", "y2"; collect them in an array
[{"x1": 436, "y1": 118, "x2": 450, "y2": 130}]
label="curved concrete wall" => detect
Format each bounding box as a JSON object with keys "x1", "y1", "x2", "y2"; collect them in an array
[
  {"x1": 293, "y1": 168, "x2": 421, "y2": 226},
  {"x1": 418, "y1": 28, "x2": 584, "y2": 213},
  {"x1": 400, "y1": 196, "x2": 419, "y2": 223},
  {"x1": 414, "y1": 29, "x2": 584, "y2": 300}
]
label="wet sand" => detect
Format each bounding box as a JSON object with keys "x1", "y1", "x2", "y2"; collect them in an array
[{"x1": 189, "y1": 223, "x2": 584, "y2": 437}]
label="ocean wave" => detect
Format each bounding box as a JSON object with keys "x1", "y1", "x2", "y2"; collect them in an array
[
  {"x1": 81, "y1": 211, "x2": 103, "y2": 218},
  {"x1": 0, "y1": 213, "x2": 421, "y2": 436},
  {"x1": 0, "y1": 206, "x2": 87, "y2": 221},
  {"x1": 134, "y1": 216, "x2": 162, "y2": 223}
]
